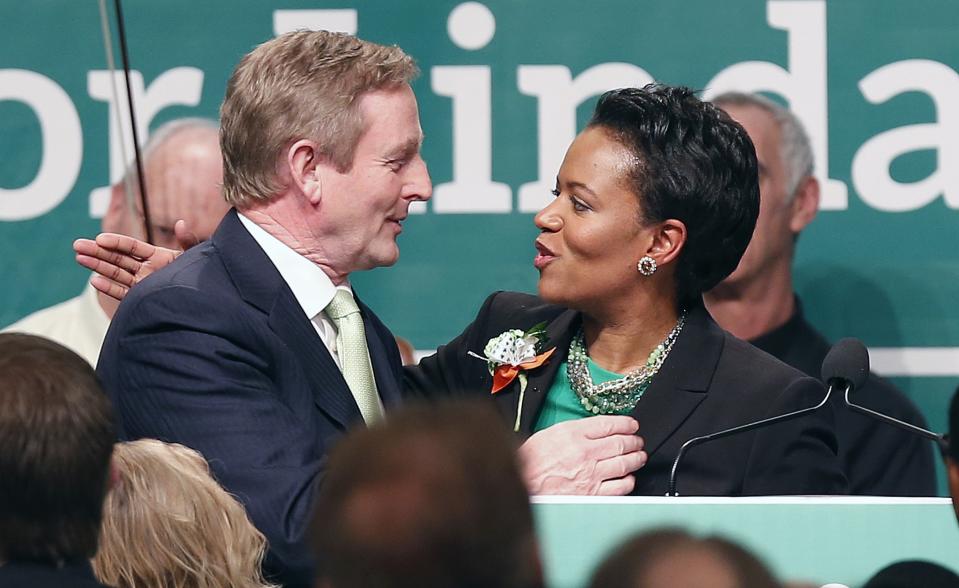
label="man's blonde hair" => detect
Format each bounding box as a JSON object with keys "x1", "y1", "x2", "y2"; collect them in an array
[
  {"x1": 93, "y1": 440, "x2": 276, "y2": 588},
  {"x1": 220, "y1": 30, "x2": 418, "y2": 208}
]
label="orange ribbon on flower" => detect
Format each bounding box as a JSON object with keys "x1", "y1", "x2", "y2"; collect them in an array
[{"x1": 491, "y1": 347, "x2": 556, "y2": 394}]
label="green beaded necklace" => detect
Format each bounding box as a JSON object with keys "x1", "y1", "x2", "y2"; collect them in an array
[{"x1": 567, "y1": 312, "x2": 686, "y2": 415}]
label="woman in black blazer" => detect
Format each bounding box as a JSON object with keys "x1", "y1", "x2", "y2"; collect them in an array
[{"x1": 406, "y1": 86, "x2": 847, "y2": 496}]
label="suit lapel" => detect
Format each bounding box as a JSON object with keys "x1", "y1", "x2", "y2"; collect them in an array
[
  {"x1": 268, "y1": 294, "x2": 364, "y2": 429},
  {"x1": 629, "y1": 305, "x2": 723, "y2": 457},
  {"x1": 215, "y1": 210, "x2": 363, "y2": 430}
]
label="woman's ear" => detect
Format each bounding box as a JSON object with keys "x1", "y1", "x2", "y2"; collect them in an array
[{"x1": 646, "y1": 218, "x2": 687, "y2": 267}]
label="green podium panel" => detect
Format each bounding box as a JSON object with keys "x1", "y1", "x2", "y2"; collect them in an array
[{"x1": 533, "y1": 497, "x2": 959, "y2": 588}]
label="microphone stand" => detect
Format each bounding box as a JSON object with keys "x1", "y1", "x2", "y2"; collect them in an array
[
  {"x1": 666, "y1": 383, "x2": 839, "y2": 497},
  {"x1": 845, "y1": 387, "x2": 948, "y2": 455}
]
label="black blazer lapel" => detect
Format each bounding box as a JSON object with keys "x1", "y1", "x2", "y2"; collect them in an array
[
  {"x1": 493, "y1": 308, "x2": 579, "y2": 436},
  {"x1": 629, "y1": 305, "x2": 723, "y2": 457},
  {"x1": 215, "y1": 209, "x2": 363, "y2": 431}
]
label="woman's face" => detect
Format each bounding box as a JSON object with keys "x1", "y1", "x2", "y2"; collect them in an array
[{"x1": 533, "y1": 127, "x2": 652, "y2": 310}]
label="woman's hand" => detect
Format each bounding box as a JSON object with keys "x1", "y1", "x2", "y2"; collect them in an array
[
  {"x1": 518, "y1": 416, "x2": 647, "y2": 495},
  {"x1": 73, "y1": 220, "x2": 199, "y2": 303}
]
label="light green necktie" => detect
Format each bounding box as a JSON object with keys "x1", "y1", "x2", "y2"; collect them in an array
[{"x1": 325, "y1": 290, "x2": 383, "y2": 424}]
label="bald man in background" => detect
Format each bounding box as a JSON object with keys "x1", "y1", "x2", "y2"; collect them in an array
[
  {"x1": 3, "y1": 119, "x2": 228, "y2": 366},
  {"x1": 706, "y1": 92, "x2": 935, "y2": 496}
]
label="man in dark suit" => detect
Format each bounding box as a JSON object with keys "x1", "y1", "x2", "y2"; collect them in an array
[
  {"x1": 706, "y1": 92, "x2": 935, "y2": 495},
  {"x1": 88, "y1": 34, "x2": 656, "y2": 586},
  {"x1": 0, "y1": 334, "x2": 115, "y2": 588},
  {"x1": 96, "y1": 31, "x2": 431, "y2": 587}
]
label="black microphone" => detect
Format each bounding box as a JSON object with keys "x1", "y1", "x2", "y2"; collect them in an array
[
  {"x1": 665, "y1": 339, "x2": 864, "y2": 497},
  {"x1": 837, "y1": 338, "x2": 948, "y2": 454},
  {"x1": 822, "y1": 337, "x2": 870, "y2": 392}
]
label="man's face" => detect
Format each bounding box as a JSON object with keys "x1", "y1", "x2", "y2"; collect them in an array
[
  {"x1": 142, "y1": 128, "x2": 229, "y2": 249},
  {"x1": 312, "y1": 84, "x2": 432, "y2": 273},
  {"x1": 715, "y1": 104, "x2": 797, "y2": 289}
]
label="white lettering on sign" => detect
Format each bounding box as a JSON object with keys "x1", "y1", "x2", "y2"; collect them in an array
[
  {"x1": 432, "y1": 66, "x2": 511, "y2": 213},
  {"x1": 852, "y1": 59, "x2": 959, "y2": 211},
  {"x1": 87, "y1": 67, "x2": 204, "y2": 217},
  {"x1": 0, "y1": 70, "x2": 82, "y2": 221},
  {"x1": 6, "y1": 0, "x2": 959, "y2": 223},
  {"x1": 704, "y1": 0, "x2": 847, "y2": 210},
  {"x1": 273, "y1": 9, "x2": 357, "y2": 35},
  {"x1": 516, "y1": 63, "x2": 654, "y2": 213}
]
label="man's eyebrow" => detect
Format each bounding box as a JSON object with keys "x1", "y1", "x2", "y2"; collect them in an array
[{"x1": 387, "y1": 135, "x2": 424, "y2": 159}]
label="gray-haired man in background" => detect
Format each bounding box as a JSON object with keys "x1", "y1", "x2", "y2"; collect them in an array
[
  {"x1": 2, "y1": 119, "x2": 228, "y2": 366},
  {"x1": 706, "y1": 92, "x2": 935, "y2": 496}
]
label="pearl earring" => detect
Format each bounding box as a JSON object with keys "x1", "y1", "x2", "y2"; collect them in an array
[{"x1": 637, "y1": 255, "x2": 657, "y2": 276}]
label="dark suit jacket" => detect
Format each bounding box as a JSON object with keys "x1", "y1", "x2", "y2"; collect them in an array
[
  {"x1": 406, "y1": 291, "x2": 848, "y2": 496},
  {"x1": 0, "y1": 560, "x2": 111, "y2": 588},
  {"x1": 97, "y1": 210, "x2": 403, "y2": 587},
  {"x1": 751, "y1": 298, "x2": 936, "y2": 496}
]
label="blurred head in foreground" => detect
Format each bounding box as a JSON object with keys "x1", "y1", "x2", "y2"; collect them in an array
[
  {"x1": 863, "y1": 560, "x2": 959, "y2": 588},
  {"x1": 312, "y1": 400, "x2": 542, "y2": 588},
  {"x1": 588, "y1": 528, "x2": 781, "y2": 588},
  {"x1": 93, "y1": 439, "x2": 275, "y2": 588},
  {"x1": 0, "y1": 333, "x2": 115, "y2": 564}
]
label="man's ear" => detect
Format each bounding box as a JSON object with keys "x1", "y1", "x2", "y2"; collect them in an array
[
  {"x1": 789, "y1": 175, "x2": 820, "y2": 234},
  {"x1": 102, "y1": 182, "x2": 131, "y2": 234},
  {"x1": 645, "y1": 218, "x2": 687, "y2": 268},
  {"x1": 287, "y1": 140, "x2": 323, "y2": 205}
]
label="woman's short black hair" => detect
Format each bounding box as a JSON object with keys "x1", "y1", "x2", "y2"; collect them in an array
[{"x1": 587, "y1": 84, "x2": 760, "y2": 308}]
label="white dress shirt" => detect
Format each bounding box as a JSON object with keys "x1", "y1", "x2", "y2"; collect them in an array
[
  {"x1": 238, "y1": 213, "x2": 356, "y2": 366},
  {"x1": 237, "y1": 215, "x2": 383, "y2": 418},
  {"x1": 2, "y1": 281, "x2": 111, "y2": 367}
]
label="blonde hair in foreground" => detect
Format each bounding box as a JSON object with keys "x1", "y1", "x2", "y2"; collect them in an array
[{"x1": 93, "y1": 439, "x2": 276, "y2": 588}]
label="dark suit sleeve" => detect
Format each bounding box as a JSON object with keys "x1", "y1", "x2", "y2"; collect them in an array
[
  {"x1": 98, "y1": 286, "x2": 319, "y2": 587},
  {"x1": 402, "y1": 291, "x2": 502, "y2": 400},
  {"x1": 741, "y1": 375, "x2": 849, "y2": 495}
]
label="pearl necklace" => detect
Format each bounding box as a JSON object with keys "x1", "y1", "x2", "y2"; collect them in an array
[{"x1": 567, "y1": 313, "x2": 686, "y2": 415}]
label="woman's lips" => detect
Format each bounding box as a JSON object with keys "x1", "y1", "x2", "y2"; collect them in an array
[{"x1": 534, "y1": 240, "x2": 556, "y2": 269}]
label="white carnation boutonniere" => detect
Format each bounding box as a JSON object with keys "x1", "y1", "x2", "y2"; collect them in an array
[{"x1": 469, "y1": 322, "x2": 555, "y2": 431}]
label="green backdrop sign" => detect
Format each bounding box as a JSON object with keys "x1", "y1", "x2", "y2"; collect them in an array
[{"x1": 2, "y1": 0, "x2": 958, "y2": 485}]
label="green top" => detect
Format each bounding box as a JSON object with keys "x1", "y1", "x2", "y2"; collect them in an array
[{"x1": 533, "y1": 357, "x2": 626, "y2": 432}]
